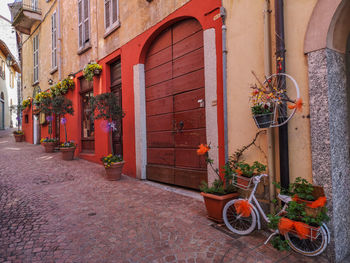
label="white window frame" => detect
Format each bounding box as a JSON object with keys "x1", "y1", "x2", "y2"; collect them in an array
[
  {"x1": 78, "y1": 0, "x2": 90, "y2": 50},
  {"x1": 33, "y1": 35, "x2": 39, "y2": 84},
  {"x1": 104, "y1": 0, "x2": 119, "y2": 33},
  {"x1": 51, "y1": 11, "x2": 57, "y2": 70},
  {"x1": 32, "y1": 0, "x2": 38, "y2": 10}
]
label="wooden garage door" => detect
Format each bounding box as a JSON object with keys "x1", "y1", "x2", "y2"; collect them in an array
[{"x1": 145, "y1": 19, "x2": 207, "y2": 190}]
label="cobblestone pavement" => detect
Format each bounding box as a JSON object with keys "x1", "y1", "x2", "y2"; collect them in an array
[{"x1": 0, "y1": 132, "x2": 331, "y2": 263}]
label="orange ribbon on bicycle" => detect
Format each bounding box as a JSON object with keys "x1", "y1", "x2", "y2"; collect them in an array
[
  {"x1": 278, "y1": 217, "x2": 311, "y2": 239},
  {"x1": 234, "y1": 200, "x2": 252, "y2": 217}
]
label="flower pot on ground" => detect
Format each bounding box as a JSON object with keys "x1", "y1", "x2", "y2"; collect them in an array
[
  {"x1": 13, "y1": 131, "x2": 24, "y2": 142},
  {"x1": 40, "y1": 137, "x2": 58, "y2": 153},
  {"x1": 101, "y1": 154, "x2": 124, "y2": 181},
  {"x1": 60, "y1": 141, "x2": 76, "y2": 161},
  {"x1": 201, "y1": 192, "x2": 239, "y2": 223}
]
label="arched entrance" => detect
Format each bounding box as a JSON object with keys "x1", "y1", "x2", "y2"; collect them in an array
[
  {"x1": 144, "y1": 18, "x2": 207, "y2": 189},
  {"x1": 305, "y1": 0, "x2": 350, "y2": 261}
]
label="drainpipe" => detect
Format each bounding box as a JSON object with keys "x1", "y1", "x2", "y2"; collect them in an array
[
  {"x1": 264, "y1": 0, "x2": 276, "y2": 213},
  {"x1": 220, "y1": 5, "x2": 229, "y2": 162},
  {"x1": 57, "y1": 0, "x2": 62, "y2": 80},
  {"x1": 275, "y1": 0, "x2": 289, "y2": 188}
]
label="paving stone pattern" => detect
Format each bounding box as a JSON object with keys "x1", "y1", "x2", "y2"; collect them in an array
[{"x1": 0, "y1": 131, "x2": 330, "y2": 263}]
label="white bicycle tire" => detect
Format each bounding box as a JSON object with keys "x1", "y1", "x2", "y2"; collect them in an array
[
  {"x1": 285, "y1": 225, "x2": 328, "y2": 256},
  {"x1": 223, "y1": 199, "x2": 257, "y2": 235}
]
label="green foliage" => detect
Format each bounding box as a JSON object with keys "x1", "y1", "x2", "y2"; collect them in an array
[
  {"x1": 50, "y1": 78, "x2": 75, "y2": 96},
  {"x1": 90, "y1": 92, "x2": 124, "y2": 121},
  {"x1": 267, "y1": 214, "x2": 281, "y2": 230},
  {"x1": 101, "y1": 154, "x2": 123, "y2": 168},
  {"x1": 13, "y1": 131, "x2": 24, "y2": 135},
  {"x1": 51, "y1": 95, "x2": 74, "y2": 116},
  {"x1": 83, "y1": 62, "x2": 102, "y2": 81},
  {"x1": 271, "y1": 235, "x2": 290, "y2": 251},
  {"x1": 199, "y1": 179, "x2": 237, "y2": 195},
  {"x1": 274, "y1": 177, "x2": 315, "y2": 201},
  {"x1": 251, "y1": 104, "x2": 273, "y2": 115},
  {"x1": 234, "y1": 161, "x2": 266, "y2": 178}
]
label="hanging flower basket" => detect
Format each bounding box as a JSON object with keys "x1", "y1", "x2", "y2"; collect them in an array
[
  {"x1": 83, "y1": 62, "x2": 103, "y2": 81},
  {"x1": 253, "y1": 113, "x2": 274, "y2": 129}
]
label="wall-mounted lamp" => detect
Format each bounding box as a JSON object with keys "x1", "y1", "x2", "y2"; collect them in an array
[
  {"x1": 6, "y1": 55, "x2": 13, "y2": 67},
  {"x1": 68, "y1": 72, "x2": 75, "y2": 80},
  {"x1": 48, "y1": 78, "x2": 53, "y2": 85}
]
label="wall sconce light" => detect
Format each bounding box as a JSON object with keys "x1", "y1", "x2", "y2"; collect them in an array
[
  {"x1": 68, "y1": 72, "x2": 75, "y2": 80},
  {"x1": 48, "y1": 78, "x2": 53, "y2": 85}
]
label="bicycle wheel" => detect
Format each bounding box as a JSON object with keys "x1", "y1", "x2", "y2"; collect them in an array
[
  {"x1": 263, "y1": 73, "x2": 300, "y2": 128},
  {"x1": 223, "y1": 199, "x2": 257, "y2": 235},
  {"x1": 284, "y1": 225, "x2": 328, "y2": 256}
]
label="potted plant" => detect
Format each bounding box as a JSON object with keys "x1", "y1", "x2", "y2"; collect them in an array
[
  {"x1": 197, "y1": 144, "x2": 239, "y2": 223},
  {"x1": 250, "y1": 84, "x2": 274, "y2": 128},
  {"x1": 22, "y1": 97, "x2": 32, "y2": 111},
  {"x1": 233, "y1": 161, "x2": 266, "y2": 189},
  {"x1": 13, "y1": 130, "x2": 24, "y2": 142},
  {"x1": 268, "y1": 177, "x2": 329, "y2": 251},
  {"x1": 101, "y1": 154, "x2": 125, "y2": 181},
  {"x1": 50, "y1": 95, "x2": 75, "y2": 160},
  {"x1": 40, "y1": 137, "x2": 59, "y2": 153},
  {"x1": 90, "y1": 92, "x2": 125, "y2": 179},
  {"x1": 50, "y1": 78, "x2": 75, "y2": 96},
  {"x1": 83, "y1": 62, "x2": 102, "y2": 81}
]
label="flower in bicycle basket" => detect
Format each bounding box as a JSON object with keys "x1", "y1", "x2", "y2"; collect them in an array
[
  {"x1": 235, "y1": 169, "x2": 243, "y2": 175},
  {"x1": 197, "y1": 144, "x2": 210, "y2": 155}
]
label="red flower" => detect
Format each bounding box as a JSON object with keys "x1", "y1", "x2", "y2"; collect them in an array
[{"x1": 197, "y1": 144, "x2": 210, "y2": 155}]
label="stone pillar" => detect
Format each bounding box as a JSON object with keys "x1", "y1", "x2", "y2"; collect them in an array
[{"x1": 308, "y1": 48, "x2": 350, "y2": 262}]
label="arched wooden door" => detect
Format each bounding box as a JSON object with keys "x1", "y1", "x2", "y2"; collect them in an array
[{"x1": 145, "y1": 18, "x2": 207, "y2": 189}]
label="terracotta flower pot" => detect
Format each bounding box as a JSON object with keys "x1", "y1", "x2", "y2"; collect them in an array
[
  {"x1": 104, "y1": 161, "x2": 125, "y2": 181},
  {"x1": 60, "y1": 147, "x2": 76, "y2": 161},
  {"x1": 14, "y1": 134, "x2": 24, "y2": 142},
  {"x1": 42, "y1": 142, "x2": 57, "y2": 153},
  {"x1": 201, "y1": 192, "x2": 239, "y2": 223}
]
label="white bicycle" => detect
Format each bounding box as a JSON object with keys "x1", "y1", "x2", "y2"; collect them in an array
[{"x1": 222, "y1": 174, "x2": 330, "y2": 256}]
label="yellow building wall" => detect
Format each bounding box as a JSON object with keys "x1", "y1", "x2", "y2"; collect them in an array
[{"x1": 224, "y1": 0, "x2": 317, "y2": 184}]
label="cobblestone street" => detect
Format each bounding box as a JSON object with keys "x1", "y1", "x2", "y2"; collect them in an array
[{"x1": 0, "y1": 130, "x2": 330, "y2": 263}]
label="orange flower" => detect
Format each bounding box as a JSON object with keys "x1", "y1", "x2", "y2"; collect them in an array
[
  {"x1": 197, "y1": 144, "x2": 210, "y2": 155},
  {"x1": 235, "y1": 169, "x2": 243, "y2": 175},
  {"x1": 288, "y1": 98, "x2": 303, "y2": 112}
]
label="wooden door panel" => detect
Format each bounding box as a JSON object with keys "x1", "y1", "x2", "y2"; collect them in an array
[
  {"x1": 172, "y1": 19, "x2": 202, "y2": 44},
  {"x1": 174, "y1": 168, "x2": 207, "y2": 190},
  {"x1": 172, "y1": 69, "x2": 204, "y2": 95},
  {"x1": 173, "y1": 48, "x2": 204, "y2": 78},
  {"x1": 147, "y1": 165, "x2": 174, "y2": 185},
  {"x1": 175, "y1": 129, "x2": 206, "y2": 148},
  {"x1": 148, "y1": 148, "x2": 174, "y2": 166},
  {"x1": 145, "y1": 46, "x2": 172, "y2": 71},
  {"x1": 147, "y1": 131, "x2": 174, "y2": 148},
  {"x1": 175, "y1": 148, "x2": 207, "y2": 169},
  {"x1": 174, "y1": 108, "x2": 206, "y2": 130},
  {"x1": 146, "y1": 80, "x2": 173, "y2": 102},
  {"x1": 146, "y1": 96, "x2": 173, "y2": 116},
  {"x1": 146, "y1": 113, "x2": 173, "y2": 132},
  {"x1": 145, "y1": 62, "x2": 172, "y2": 87},
  {"x1": 147, "y1": 28, "x2": 172, "y2": 56},
  {"x1": 173, "y1": 31, "x2": 203, "y2": 60},
  {"x1": 174, "y1": 88, "x2": 205, "y2": 112}
]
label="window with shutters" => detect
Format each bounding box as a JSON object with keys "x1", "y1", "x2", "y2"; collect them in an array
[
  {"x1": 104, "y1": 0, "x2": 119, "y2": 34},
  {"x1": 78, "y1": 0, "x2": 90, "y2": 50},
  {"x1": 51, "y1": 11, "x2": 57, "y2": 70},
  {"x1": 32, "y1": 0, "x2": 38, "y2": 10},
  {"x1": 33, "y1": 35, "x2": 39, "y2": 84}
]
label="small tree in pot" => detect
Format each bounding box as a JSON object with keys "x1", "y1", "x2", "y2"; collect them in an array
[
  {"x1": 51, "y1": 95, "x2": 75, "y2": 160},
  {"x1": 90, "y1": 92, "x2": 124, "y2": 180}
]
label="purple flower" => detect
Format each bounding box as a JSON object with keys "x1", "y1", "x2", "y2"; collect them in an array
[
  {"x1": 46, "y1": 115, "x2": 53, "y2": 122},
  {"x1": 61, "y1": 117, "x2": 67, "y2": 125},
  {"x1": 107, "y1": 121, "x2": 117, "y2": 132}
]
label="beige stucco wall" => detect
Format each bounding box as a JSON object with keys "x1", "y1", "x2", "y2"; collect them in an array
[
  {"x1": 21, "y1": 0, "x2": 191, "y2": 100},
  {"x1": 224, "y1": 0, "x2": 317, "y2": 184}
]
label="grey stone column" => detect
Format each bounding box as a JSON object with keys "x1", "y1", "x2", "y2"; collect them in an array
[{"x1": 308, "y1": 48, "x2": 350, "y2": 262}]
